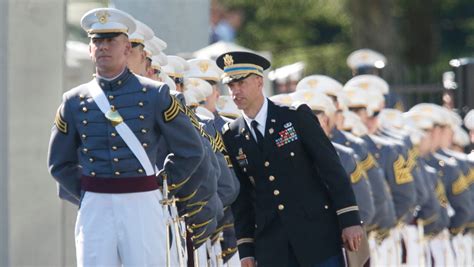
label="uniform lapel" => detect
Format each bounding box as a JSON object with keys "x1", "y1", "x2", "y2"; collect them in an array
[
  {"x1": 262, "y1": 100, "x2": 280, "y2": 157},
  {"x1": 235, "y1": 117, "x2": 264, "y2": 164}
]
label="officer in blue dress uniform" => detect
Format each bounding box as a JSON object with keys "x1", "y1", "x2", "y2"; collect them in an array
[{"x1": 218, "y1": 51, "x2": 364, "y2": 267}]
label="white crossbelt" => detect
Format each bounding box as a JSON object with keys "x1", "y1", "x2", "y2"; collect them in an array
[{"x1": 88, "y1": 79, "x2": 155, "y2": 176}]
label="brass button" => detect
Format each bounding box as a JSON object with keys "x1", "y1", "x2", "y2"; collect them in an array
[
  {"x1": 90, "y1": 171, "x2": 96, "y2": 176},
  {"x1": 264, "y1": 161, "x2": 270, "y2": 167},
  {"x1": 110, "y1": 105, "x2": 116, "y2": 111},
  {"x1": 141, "y1": 128, "x2": 147, "y2": 134},
  {"x1": 324, "y1": 205, "x2": 329, "y2": 209},
  {"x1": 243, "y1": 168, "x2": 247, "y2": 173},
  {"x1": 82, "y1": 107, "x2": 88, "y2": 112},
  {"x1": 89, "y1": 158, "x2": 94, "y2": 163},
  {"x1": 273, "y1": 190, "x2": 280, "y2": 196},
  {"x1": 117, "y1": 80, "x2": 122, "y2": 85},
  {"x1": 138, "y1": 101, "x2": 144, "y2": 107},
  {"x1": 82, "y1": 120, "x2": 88, "y2": 125},
  {"x1": 82, "y1": 148, "x2": 88, "y2": 153},
  {"x1": 114, "y1": 171, "x2": 120, "y2": 176},
  {"x1": 139, "y1": 115, "x2": 145, "y2": 120},
  {"x1": 112, "y1": 146, "x2": 117, "y2": 151},
  {"x1": 290, "y1": 152, "x2": 295, "y2": 157},
  {"x1": 269, "y1": 175, "x2": 275, "y2": 181},
  {"x1": 79, "y1": 94, "x2": 85, "y2": 100},
  {"x1": 278, "y1": 204, "x2": 285, "y2": 211},
  {"x1": 138, "y1": 168, "x2": 144, "y2": 173},
  {"x1": 100, "y1": 82, "x2": 105, "y2": 87},
  {"x1": 142, "y1": 143, "x2": 148, "y2": 148},
  {"x1": 108, "y1": 95, "x2": 114, "y2": 100},
  {"x1": 81, "y1": 134, "x2": 87, "y2": 139},
  {"x1": 111, "y1": 132, "x2": 117, "y2": 137},
  {"x1": 142, "y1": 87, "x2": 147, "y2": 92},
  {"x1": 113, "y1": 158, "x2": 119, "y2": 162}
]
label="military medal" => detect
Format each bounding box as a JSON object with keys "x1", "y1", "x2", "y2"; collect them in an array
[{"x1": 275, "y1": 126, "x2": 298, "y2": 147}]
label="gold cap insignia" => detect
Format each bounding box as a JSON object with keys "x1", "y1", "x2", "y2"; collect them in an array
[
  {"x1": 358, "y1": 82, "x2": 370, "y2": 90},
  {"x1": 198, "y1": 61, "x2": 209, "y2": 73},
  {"x1": 223, "y1": 54, "x2": 234, "y2": 67},
  {"x1": 189, "y1": 79, "x2": 201, "y2": 87},
  {"x1": 360, "y1": 52, "x2": 369, "y2": 60},
  {"x1": 96, "y1": 11, "x2": 110, "y2": 24},
  {"x1": 307, "y1": 79, "x2": 318, "y2": 88},
  {"x1": 303, "y1": 91, "x2": 314, "y2": 101}
]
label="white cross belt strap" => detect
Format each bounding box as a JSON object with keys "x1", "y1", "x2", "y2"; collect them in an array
[{"x1": 88, "y1": 79, "x2": 155, "y2": 176}]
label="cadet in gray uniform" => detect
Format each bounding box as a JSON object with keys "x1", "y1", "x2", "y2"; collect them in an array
[
  {"x1": 333, "y1": 143, "x2": 375, "y2": 226},
  {"x1": 331, "y1": 127, "x2": 391, "y2": 231},
  {"x1": 47, "y1": 8, "x2": 204, "y2": 265},
  {"x1": 155, "y1": 98, "x2": 222, "y2": 248}
]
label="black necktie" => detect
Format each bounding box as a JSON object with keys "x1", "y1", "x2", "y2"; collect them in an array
[{"x1": 251, "y1": 120, "x2": 264, "y2": 150}]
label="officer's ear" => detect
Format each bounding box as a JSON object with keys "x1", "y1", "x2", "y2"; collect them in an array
[{"x1": 255, "y1": 75, "x2": 264, "y2": 89}]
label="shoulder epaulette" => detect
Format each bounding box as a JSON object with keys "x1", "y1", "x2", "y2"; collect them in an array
[{"x1": 222, "y1": 122, "x2": 231, "y2": 135}]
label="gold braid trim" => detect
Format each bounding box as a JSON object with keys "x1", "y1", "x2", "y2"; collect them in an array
[
  {"x1": 360, "y1": 153, "x2": 377, "y2": 171},
  {"x1": 163, "y1": 96, "x2": 184, "y2": 122},
  {"x1": 421, "y1": 214, "x2": 439, "y2": 226},
  {"x1": 350, "y1": 162, "x2": 365, "y2": 184},
  {"x1": 183, "y1": 106, "x2": 217, "y2": 151},
  {"x1": 176, "y1": 189, "x2": 198, "y2": 202},
  {"x1": 168, "y1": 176, "x2": 191, "y2": 191},
  {"x1": 222, "y1": 247, "x2": 238, "y2": 257},
  {"x1": 236, "y1": 238, "x2": 254, "y2": 246},
  {"x1": 190, "y1": 218, "x2": 214, "y2": 230},
  {"x1": 54, "y1": 105, "x2": 68, "y2": 134},
  {"x1": 435, "y1": 180, "x2": 448, "y2": 208},
  {"x1": 393, "y1": 155, "x2": 413, "y2": 184},
  {"x1": 336, "y1": 205, "x2": 359, "y2": 215},
  {"x1": 186, "y1": 205, "x2": 205, "y2": 218},
  {"x1": 467, "y1": 169, "x2": 474, "y2": 185},
  {"x1": 214, "y1": 132, "x2": 227, "y2": 153},
  {"x1": 452, "y1": 173, "x2": 469, "y2": 195}
]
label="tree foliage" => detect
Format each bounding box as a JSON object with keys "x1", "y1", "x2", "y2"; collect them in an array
[{"x1": 220, "y1": 0, "x2": 474, "y2": 84}]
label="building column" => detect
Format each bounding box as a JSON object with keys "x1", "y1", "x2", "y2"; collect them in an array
[{"x1": 6, "y1": 0, "x2": 66, "y2": 265}]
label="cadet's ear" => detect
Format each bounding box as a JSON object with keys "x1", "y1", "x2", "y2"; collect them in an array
[{"x1": 121, "y1": 35, "x2": 132, "y2": 56}]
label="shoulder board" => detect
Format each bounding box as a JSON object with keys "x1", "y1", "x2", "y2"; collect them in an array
[{"x1": 222, "y1": 122, "x2": 231, "y2": 135}]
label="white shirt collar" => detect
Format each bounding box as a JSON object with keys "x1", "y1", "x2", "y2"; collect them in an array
[
  {"x1": 96, "y1": 68, "x2": 126, "y2": 81},
  {"x1": 243, "y1": 98, "x2": 268, "y2": 138}
]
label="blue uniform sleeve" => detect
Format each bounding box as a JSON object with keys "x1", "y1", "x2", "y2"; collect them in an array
[
  {"x1": 155, "y1": 85, "x2": 204, "y2": 194},
  {"x1": 47, "y1": 93, "x2": 82, "y2": 200}
]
